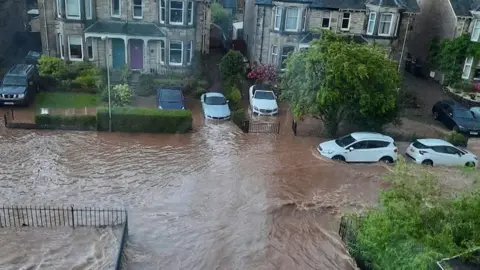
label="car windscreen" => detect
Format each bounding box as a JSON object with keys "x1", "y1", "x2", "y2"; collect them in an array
[
  {"x1": 254, "y1": 91, "x2": 275, "y2": 100},
  {"x1": 160, "y1": 90, "x2": 182, "y2": 102},
  {"x1": 412, "y1": 140, "x2": 429, "y2": 149},
  {"x1": 205, "y1": 96, "x2": 226, "y2": 105},
  {"x1": 454, "y1": 109, "x2": 474, "y2": 119},
  {"x1": 335, "y1": 135, "x2": 356, "y2": 147},
  {"x1": 1, "y1": 76, "x2": 27, "y2": 86}
]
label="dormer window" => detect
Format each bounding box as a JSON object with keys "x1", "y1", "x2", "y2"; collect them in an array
[
  {"x1": 472, "y1": 19, "x2": 480, "y2": 42},
  {"x1": 378, "y1": 13, "x2": 393, "y2": 36}
]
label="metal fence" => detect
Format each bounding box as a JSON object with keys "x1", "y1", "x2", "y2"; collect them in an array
[
  {"x1": 248, "y1": 121, "x2": 280, "y2": 134},
  {"x1": 0, "y1": 205, "x2": 127, "y2": 228},
  {"x1": 338, "y1": 215, "x2": 372, "y2": 270}
]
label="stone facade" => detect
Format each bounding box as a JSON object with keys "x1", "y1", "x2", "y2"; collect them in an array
[
  {"x1": 38, "y1": 0, "x2": 211, "y2": 73},
  {"x1": 244, "y1": 0, "x2": 418, "y2": 71}
]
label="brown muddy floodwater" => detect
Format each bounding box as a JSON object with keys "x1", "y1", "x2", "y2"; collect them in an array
[{"x1": 0, "y1": 118, "x2": 387, "y2": 269}]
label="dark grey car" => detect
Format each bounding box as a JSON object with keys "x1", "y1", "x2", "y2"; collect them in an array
[{"x1": 157, "y1": 88, "x2": 185, "y2": 110}]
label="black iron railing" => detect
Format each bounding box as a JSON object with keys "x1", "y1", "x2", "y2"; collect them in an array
[{"x1": 248, "y1": 121, "x2": 280, "y2": 134}]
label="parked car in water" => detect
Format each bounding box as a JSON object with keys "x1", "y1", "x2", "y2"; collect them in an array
[
  {"x1": 432, "y1": 100, "x2": 480, "y2": 135},
  {"x1": 200, "y1": 92, "x2": 231, "y2": 120},
  {"x1": 317, "y1": 132, "x2": 398, "y2": 163},
  {"x1": 406, "y1": 139, "x2": 477, "y2": 167},
  {"x1": 0, "y1": 64, "x2": 39, "y2": 106},
  {"x1": 249, "y1": 84, "x2": 278, "y2": 116},
  {"x1": 157, "y1": 88, "x2": 185, "y2": 110}
]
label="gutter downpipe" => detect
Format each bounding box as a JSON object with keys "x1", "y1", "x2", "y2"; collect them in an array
[
  {"x1": 42, "y1": 0, "x2": 50, "y2": 55},
  {"x1": 398, "y1": 14, "x2": 411, "y2": 72},
  {"x1": 259, "y1": 6, "x2": 266, "y2": 63}
]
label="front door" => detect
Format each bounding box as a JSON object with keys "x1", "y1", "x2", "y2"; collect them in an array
[
  {"x1": 111, "y1": 39, "x2": 125, "y2": 69},
  {"x1": 130, "y1": 39, "x2": 144, "y2": 70}
]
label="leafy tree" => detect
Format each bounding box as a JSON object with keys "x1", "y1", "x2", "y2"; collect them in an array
[
  {"x1": 248, "y1": 64, "x2": 277, "y2": 83},
  {"x1": 38, "y1": 55, "x2": 68, "y2": 79},
  {"x1": 348, "y1": 159, "x2": 480, "y2": 270},
  {"x1": 219, "y1": 50, "x2": 244, "y2": 80},
  {"x1": 281, "y1": 31, "x2": 401, "y2": 136},
  {"x1": 211, "y1": 2, "x2": 228, "y2": 24}
]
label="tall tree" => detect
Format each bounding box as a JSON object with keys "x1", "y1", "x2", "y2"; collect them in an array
[{"x1": 281, "y1": 31, "x2": 401, "y2": 136}]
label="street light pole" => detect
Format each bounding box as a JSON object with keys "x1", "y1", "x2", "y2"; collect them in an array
[{"x1": 101, "y1": 36, "x2": 112, "y2": 132}]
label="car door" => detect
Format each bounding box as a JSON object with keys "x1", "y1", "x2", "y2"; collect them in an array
[
  {"x1": 430, "y1": 146, "x2": 454, "y2": 166},
  {"x1": 367, "y1": 140, "x2": 391, "y2": 161},
  {"x1": 344, "y1": 140, "x2": 370, "y2": 162},
  {"x1": 444, "y1": 146, "x2": 466, "y2": 166}
]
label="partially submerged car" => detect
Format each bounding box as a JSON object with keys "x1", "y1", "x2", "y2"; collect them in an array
[
  {"x1": 248, "y1": 84, "x2": 278, "y2": 116},
  {"x1": 406, "y1": 138, "x2": 477, "y2": 167},
  {"x1": 432, "y1": 100, "x2": 480, "y2": 135},
  {"x1": 0, "y1": 64, "x2": 39, "y2": 106},
  {"x1": 157, "y1": 88, "x2": 185, "y2": 110},
  {"x1": 200, "y1": 92, "x2": 231, "y2": 120}
]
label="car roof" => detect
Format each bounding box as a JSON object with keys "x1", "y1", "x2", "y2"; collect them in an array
[
  {"x1": 6, "y1": 64, "x2": 34, "y2": 76},
  {"x1": 350, "y1": 132, "x2": 394, "y2": 142},
  {"x1": 205, "y1": 92, "x2": 225, "y2": 98},
  {"x1": 441, "y1": 100, "x2": 467, "y2": 110},
  {"x1": 416, "y1": 138, "x2": 453, "y2": 147}
]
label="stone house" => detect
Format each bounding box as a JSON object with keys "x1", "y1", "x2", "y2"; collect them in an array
[
  {"x1": 37, "y1": 0, "x2": 212, "y2": 73},
  {"x1": 243, "y1": 0, "x2": 420, "y2": 70}
]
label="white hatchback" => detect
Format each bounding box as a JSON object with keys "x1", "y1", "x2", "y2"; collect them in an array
[
  {"x1": 317, "y1": 132, "x2": 398, "y2": 163},
  {"x1": 406, "y1": 139, "x2": 477, "y2": 167}
]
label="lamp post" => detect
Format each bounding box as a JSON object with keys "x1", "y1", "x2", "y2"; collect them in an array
[{"x1": 101, "y1": 36, "x2": 112, "y2": 132}]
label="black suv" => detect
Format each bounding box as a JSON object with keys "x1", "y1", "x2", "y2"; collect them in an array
[
  {"x1": 432, "y1": 100, "x2": 480, "y2": 135},
  {"x1": 0, "y1": 64, "x2": 39, "y2": 106}
]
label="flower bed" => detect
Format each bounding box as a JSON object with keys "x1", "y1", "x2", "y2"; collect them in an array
[{"x1": 444, "y1": 86, "x2": 480, "y2": 107}]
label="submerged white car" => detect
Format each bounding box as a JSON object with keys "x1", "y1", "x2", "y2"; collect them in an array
[
  {"x1": 406, "y1": 139, "x2": 477, "y2": 167},
  {"x1": 249, "y1": 84, "x2": 278, "y2": 116},
  {"x1": 317, "y1": 132, "x2": 398, "y2": 163}
]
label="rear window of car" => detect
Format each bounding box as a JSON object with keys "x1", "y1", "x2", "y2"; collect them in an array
[{"x1": 412, "y1": 140, "x2": 429, "y2": 149}]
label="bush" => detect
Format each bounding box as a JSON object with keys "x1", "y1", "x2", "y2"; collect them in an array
[
  {"x1": 231, "y1": 108, "x2": 247, "y2": 132},
  {"x1": 225, "y1": 85, "x2": 242, "y2": 107},
  {"x1": 445, "y1": 131, "x2": 468, "y2": 147},
  {"x1": 74, "y1": 75, "x2": 98, "y2": 89},
  {"x1": 192, "y1": 87, "x2": 208, "y2": 99},
  {"x1": 101, "y1": 84, "x2": 133, "y2": 106},
  {"x1": 97, "y1": 107, "x2": 192, "y2": 133},
  {"x1": 35, "y1": 114, "x2": 96, "y2": 130},
  {"x1": 220, "y1": 50, "x2": 245, "y2": 79},
  {"x1": 38, "y1": 55, "x2": 68, "y2": 79}
]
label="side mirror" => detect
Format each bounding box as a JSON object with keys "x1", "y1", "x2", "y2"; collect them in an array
[
  {"x1": 348, "y1": 147, "x2": 354, "y2": 151},
  {"x1": 227, "y1": 100, "x2": 230, "y2": 103}
]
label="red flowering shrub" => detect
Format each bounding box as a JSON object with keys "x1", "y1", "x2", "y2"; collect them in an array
[{"x1": 248, "y1": 64, "x2": 277, "y2": 83}]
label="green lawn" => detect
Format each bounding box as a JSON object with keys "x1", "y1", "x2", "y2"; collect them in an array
[{"x1": 36, "y1": 92, "x2": 98, "y2": 108}]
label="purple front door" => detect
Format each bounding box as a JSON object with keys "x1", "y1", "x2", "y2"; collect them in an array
[{"x1": 130, "y1": 39, "x2": 144, "y2": 69}]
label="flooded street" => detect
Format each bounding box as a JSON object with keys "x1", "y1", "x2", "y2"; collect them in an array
[{"x1": 0, "y1": 117, "x2": 387, "y2": 269}]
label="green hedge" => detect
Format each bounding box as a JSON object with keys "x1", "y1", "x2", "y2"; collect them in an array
[
  {"x1": 35, "y1": 114, "x2": 97, "y2": 130},
  {"x1": 97, "y1": 107, "x2": 192, "y2": 133}
]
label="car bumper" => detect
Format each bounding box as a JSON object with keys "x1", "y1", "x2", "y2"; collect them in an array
[
  {"x1": 0, "y1": 98, "x2": 27, "y2": 106},
  {"x1": 316, "y1": 145, "x2": 335, "y2": 159},
  {"x1": 252, "y1": 108, "x2": 278, "y2": 116},
  {"x1": 206, "y1": 115, "x2": 230, "y2": 120},
  {"x1": 405, "y1": 152, "x2": 423, "y2": 164}
]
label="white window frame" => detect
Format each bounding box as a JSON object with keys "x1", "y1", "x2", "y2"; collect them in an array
[
  {"x1": 85, "y1": 0, "x2": 92, "y2": 19},
  {"x1": 472, "y1": 19, "x2": 480, "y2": 42},
  {"x1": 160, "y1": 0, "x2": 166, "y2": 23},
  {"x1": 321, "y1": 11, "x2": 331, "y2": 29},
  {"x1": 378, "y1": 13, "x2": 394, "y2": 36},
  {"x1": 186, "y1": 41, "x2": 193, "y2": 65},
  {"x1": 111, "y1": 0, "x2": 121, "y2": 18},
  {"x1": 57, "y1": 33, "x2": 64, "y2": 59},
  {"x1": 65, "y1": 0, "x2": 81, "y2": 20},
  {"x1": 273, "y1": 7, "x2": 282, "y2": 30},
  {"x1": 462, "y1": 57, "x2": 474, "y2": 79},
  {"x1": 271, "y1": 45, "x2": 278, "y2": 66},
  {"x1": 281, "y1": 46, "x2": 294, "y2": 71},
  {"x1": 170, "y1": 0, "x2": 184, "y2": 25},
  {"x1": 285, "y1": 7, "x2": 300, "y2": 32},
  {"x1": 133, "y1": 0, "x2": 143, "y2": 19},
  {"x1": 87, "y1": 38, "x2": 95, "y2": 60},
  {"x1": 187, "y1": 2, "x2": 194, "y2": 25},
  {"x1": 301, "y1": 9, "x2": 308, "y2": 31},
  {"x1": 159, "y1": 40, "x2": 166, "y2": 64},
  {"x1": 169, "y1": 41, "x2": 183, "y2": 66},
  {"x1": 366, "y1": 12, "x2": 376, "y2": 35},
  {"x1": 56, "y1": 0, "x2": 63, "y2": 17},
  {"x1": 68, "y1": 35, "x2": 83, "y2": 61},
  {"x1": 341, "y1": 12, "x2": 350, "y2": 30}
]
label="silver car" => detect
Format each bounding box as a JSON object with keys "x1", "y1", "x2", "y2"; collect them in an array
[{"x1": 200, "y1": 92, "x2": 231, "y2": 120}]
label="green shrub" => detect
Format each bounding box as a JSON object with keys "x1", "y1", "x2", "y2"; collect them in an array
[
  {"x1": 226, "y1": 85, "x2": 242, "y2": 106},
  {"x1": 35, "y1": 114, "x2": 96, "y2": 130},
  {"x1": 137, "y1": 74, "x2": 156, "y2": 96},
  {"x1": 192, "y1": 87, "x2": 208, "y2": 99},
  {"x1": 183, "y1": 77, "x2": 198, "y2": 95},
  {"x1": 38, "y1": 55, "x2": 69, "y2": 79},
  {"x1": 97, "y1": 107, "x2": 192, "y2": 133},
  {"x1": 231, "y1": 108, "x2": 247, "y2": 132},
  {"x1": 101, "y1": 84, "x2": 133, "y2": 106},
  {"x1": 74, "y1": 75, "x2": 98, "y2": 89},
  {"x1": 220, "y1": 50, "x2": 245, "y2": 79},
  {"x1": 445, "y1": 131, "x2": 468, "y2": 147}
]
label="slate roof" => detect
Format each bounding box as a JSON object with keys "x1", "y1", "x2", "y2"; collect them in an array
[
  {"x1": 256, "y1": 0, "x2": 419, "y2": 12},
  {"x1": 84, "y1": 21, "x2": 165, "y2": 37}
]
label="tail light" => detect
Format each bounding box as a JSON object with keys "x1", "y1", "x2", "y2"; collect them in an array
[
  {"x1": 419, "y1": 150, "x2": 427, "y2": 155},
  {"x1": 394, "y1": 148, "x2": 398, "y2": 153}
]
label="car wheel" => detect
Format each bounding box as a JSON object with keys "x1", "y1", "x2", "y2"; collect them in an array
[
  {"x1": 379, "y1": 156, "x2": 394, "y2": 164},
  {"x1": 433, "y1": 111, "x2": 439, "y2": 120},
  {"x1": 422, "y1": 159, "x2": 433, "y2": 166},
  {"x1": 332, "y1": 155, "x2": 346, "y2": 162},
  {"x1": 466, "y1": 162, "x2": 475, "y2": 167}
]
